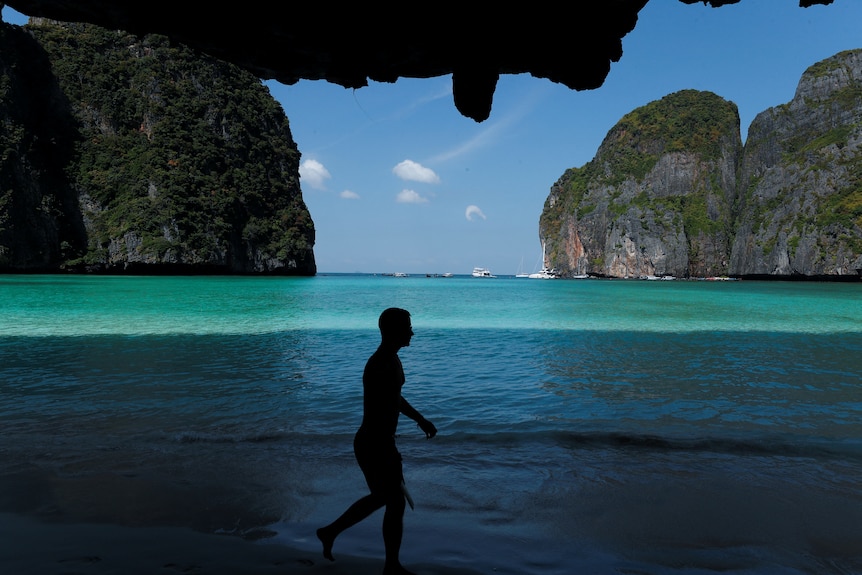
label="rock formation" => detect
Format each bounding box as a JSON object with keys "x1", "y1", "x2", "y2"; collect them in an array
[
  {"x1": 2, "y1": 0, "x2": 837, "y2": 123},
  {"x1": 731, "y1": 49, "x2": 862, "y2": 278},
  {"x1": 0, "y1": 15, "x2": 83, "y2": 270},
  {"x1": 540, "y1": 90, "x2": 741, "y2": 278},
  {"x1": 540, "y1": 49, "x2": 862, "y2": 279},
  {"x1": 0, "y1": 19, "x2": 316, "y2": 274}
]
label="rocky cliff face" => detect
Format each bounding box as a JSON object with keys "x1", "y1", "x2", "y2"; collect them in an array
[
  {"x1": 540, "y1": 90, "x2": 741, "y2": 278},
  {"x1": 0, "y1": 19, "x2": 316, "y2": 274},
  {"x1": 731, "y1": 49, "x2": 862, "y2": 277},
  {"x1": 0, "y1": 20, "x2": 85, "y2": 270},
  {"x1": 540, "y1": 50, "x2": 862, "y2": 279}
]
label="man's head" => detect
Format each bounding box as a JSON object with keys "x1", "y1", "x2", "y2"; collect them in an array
[{"x1": 378, "y1": 307, "x2": 413, "y2": 347}]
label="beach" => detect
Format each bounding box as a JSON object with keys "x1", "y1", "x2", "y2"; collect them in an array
[{"x1": 1, "y1": 513, "x2": 490, "y2": 575}]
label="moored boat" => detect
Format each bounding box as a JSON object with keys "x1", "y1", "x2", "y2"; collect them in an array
[{"x1": 528, "y1": 241, "x2": 557, "y2": 279}]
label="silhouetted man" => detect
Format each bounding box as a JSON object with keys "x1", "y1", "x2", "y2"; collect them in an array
[{"x1": 317, "y1": 307, "x2": 437, "y2": 575}]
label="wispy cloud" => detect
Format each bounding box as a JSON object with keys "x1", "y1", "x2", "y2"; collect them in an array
[
  {"x1": 397, "y1": 189, "x2": 429, "y2": 204},
  {"x1": 374, "y1": 79, "x2": 452, "y2": 122},
  {"x1": 299, "y1": 159, "x2": 331, "y2": 190},
  {"x1": 465, "y1": 205, "x2": 486, "y2": 221},
  {"x1": 392, "y1": 160, "x2": 440, "y2": 184},
  {"x1": 429, "y1": 84, "x2": 545, "y2": 164},
  {"x1": 401, "y1": 82, "x2": 452, "y2": 115},
  {"x1": 430, "y1": 120, "x2": 507, "y2": 164},
  {"x1": 340, "y1": 190, "x2": 360, "y2": 200}
]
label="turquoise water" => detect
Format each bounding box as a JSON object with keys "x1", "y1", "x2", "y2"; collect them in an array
[
  {"x1": 1, "y1": 274, "x2": 860, "y2": 334},
  {"x1": 1, "y1": 275, "x2": 861, "y2": 574}
]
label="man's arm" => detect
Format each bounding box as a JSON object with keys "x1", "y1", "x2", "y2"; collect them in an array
[{"x1": 400, "y1": 397, "x2": 437, "y2": 438}]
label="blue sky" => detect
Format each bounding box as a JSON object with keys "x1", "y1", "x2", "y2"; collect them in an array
[{"x1": 4, "y1": 2, "x2": 862, "y2": 275}]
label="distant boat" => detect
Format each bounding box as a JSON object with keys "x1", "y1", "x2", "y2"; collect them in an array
[
  {"x1": 442, "y1": 272, "x2": 454, "y2": 278},
  {"x1": 392, "y1": 272, "x2": 409, "y2": 277},
  {"x1": 515, "y1": 256, "x2": 529, "y2": 278},
  {"x1": 528, "y1": 242, "x2": 557, "y2": 279},
  {"x1": 472, "y1": 267, "x2": 496, "y2": 278},
  {"x1": 528, "y1": 268, "x2": 557, "y2": 279}
]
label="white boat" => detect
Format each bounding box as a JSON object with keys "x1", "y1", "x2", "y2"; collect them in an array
[
  {"x1": 472, "y1": 267, "x2": 496, "y2": 278},
  {"x1": 392, "y1": 272, "x2": 409, "y2": 277},
  {"x1": 528, "y1": 268, "x2": 557, "y2": 279},
  {"x1": 528, "y1": 242, "x2": 557, "y2": 279},
  {"x1": 515, "y1": 256, "x2": 529, "y2": 278}
]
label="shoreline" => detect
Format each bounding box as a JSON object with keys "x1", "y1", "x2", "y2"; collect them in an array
[
  {"x1": 1, "y1": 513, "x2": 486, "y2": 575},
  {"x1": 1, "y1": 268, "x2": 861, "y2": 282}
]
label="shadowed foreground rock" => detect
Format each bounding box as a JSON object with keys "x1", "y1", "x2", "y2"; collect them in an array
[{"x1": 3, "y1": 0, "x2": 837, "y2": 122}]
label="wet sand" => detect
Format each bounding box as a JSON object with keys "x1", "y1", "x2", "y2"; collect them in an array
[{"x1": 0, "y1": 513, "x2": 485, "y2": 575}]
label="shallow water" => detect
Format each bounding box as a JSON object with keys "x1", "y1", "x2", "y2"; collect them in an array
[{"x1": 1, "y1": 275, "x2": 861, "y2": 573}]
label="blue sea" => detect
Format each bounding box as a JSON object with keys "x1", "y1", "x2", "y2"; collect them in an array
[{"x1": 1, "y1": 274, "x2": 861, "y2": 574}]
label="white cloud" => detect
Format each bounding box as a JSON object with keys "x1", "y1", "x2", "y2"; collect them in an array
[
  {"x1": 299, "y1": 159, "x2": 331, "y2": 190},
  {"x1": 392, "y1": 160, "x2": 440, "y2": 184},
  {"x1": 340, "y1": 190, "x2": 360, "y2": 200},
  {"x1": 465, "y1": 205, "x2": 486, "y2": 221},
  {"x1": 396, "y1": 189, "x2": 429, "y2": 204}
]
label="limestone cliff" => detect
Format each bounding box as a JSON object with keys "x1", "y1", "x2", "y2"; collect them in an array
[
  {"x1": 540, "y1": 90, "x2": 741, "y2": 278},
  {"x1": 0, "y1": 19, "x2": 84, "y2": 270},
  {"x1": 541, "y1": 50, "x2": 862, "y2": 279},
  {"x1": 0, "y1": 19, "x2": 316, "y2": 274},
  {"x1": 731, "y1": 49, "x2": 862, "y2": 277}
]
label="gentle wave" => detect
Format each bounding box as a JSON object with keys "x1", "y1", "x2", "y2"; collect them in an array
[
  {"x1": 171, "y1": 431, "x2": 288, "y2": 444},
  {"x1": 552, "y1": 430, "x2": 862, "y2": 460},
  {"x1": 167, "y1": 425, "x2": 862, "y2": 467},
  {"x1": 416, "y1": 428, "x2": 862, "y2": 462}
]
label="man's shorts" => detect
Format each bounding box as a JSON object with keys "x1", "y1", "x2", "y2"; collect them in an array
[{"x1": 353, "y1": 430, "x2": 403, "y2": 498}]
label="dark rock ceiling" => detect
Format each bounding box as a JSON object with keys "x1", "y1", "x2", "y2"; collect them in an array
[{"x1": 3, "y1": 0, "x2": 837, "y2": 122}]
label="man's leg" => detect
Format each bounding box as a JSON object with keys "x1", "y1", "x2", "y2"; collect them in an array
[
  {"x1": 317, "y1": 493, "x2": 384, "y2": 561},
  {"x1": 382, "y1": 490, "x2": 413, "y2": 575}
]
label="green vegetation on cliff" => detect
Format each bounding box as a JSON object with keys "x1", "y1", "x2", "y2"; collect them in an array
[
  {"x1": 735, "y1": 49, "x2": 862, "y2": 275},
  {"x1": 602, "y1": 90, "x2": 739, "y2": 184},
  {"x1": 1, "y1": 20, "x2": 315, "y2": 273},
  {"x1": 0, "y1": 20, "x2": 83, "y2": 269},
  {"x1": 540, "y1": 50, "x2": 862, "y2": 279},
  {"x1": 539, "y1": 90, "x2": 740, "y2": 278}
]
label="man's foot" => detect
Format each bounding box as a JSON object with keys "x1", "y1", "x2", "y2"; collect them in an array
[
  {"x1": 316, "y1": 527, "x2": 335, "y2": 561},
  {"x1": 382, "y1": 562, "x2": 417, "y2": 575}
]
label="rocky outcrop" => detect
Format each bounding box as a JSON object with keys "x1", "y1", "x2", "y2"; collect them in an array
[
  {"x1": 0, "y1": 19, "x2": 84, "y2": 270},
  {"x1": 540, "y1": 90, "x2": 741, "y2": 278},
  {"x1": 0, "y1": 19, "x2": 316, "y2": 274},
  {"x1": 540, "y1": 50, "x2": 862, "y2": 279},
  {"x1": 730, "y1": 49, "x2": 862, "y2": 277}
]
